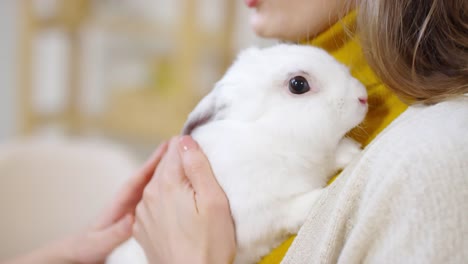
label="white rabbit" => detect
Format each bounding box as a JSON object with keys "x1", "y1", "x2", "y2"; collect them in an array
[{"x1": 107, "y1": 44, "x2": 368, "y2": 264}]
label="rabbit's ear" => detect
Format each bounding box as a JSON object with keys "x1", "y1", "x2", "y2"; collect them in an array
[{"x1": 181, "y1": 90, "x2": 225, "y2": 136}]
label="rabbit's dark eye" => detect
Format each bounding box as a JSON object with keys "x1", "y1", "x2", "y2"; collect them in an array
[{"x1": 289, "y1": 76, "x2": 310, "y2": 94}]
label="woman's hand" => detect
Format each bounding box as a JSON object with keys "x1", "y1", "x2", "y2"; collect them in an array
[
  {"x1": 66, "y1": 141, "x2": 169, "y2": 263},
  {"x1": 5, "y1": 142, "x2": 168, "y2": 264},
  {"x1": 133, "y1": 136, "x2": 236, "y2": 264}
]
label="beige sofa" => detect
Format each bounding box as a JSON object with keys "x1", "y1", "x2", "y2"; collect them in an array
[{"x1": 0, "y1": 139, "x2": 138, "y2": 260}]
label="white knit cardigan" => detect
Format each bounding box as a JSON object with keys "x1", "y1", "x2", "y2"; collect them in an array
[{"x1": 282, "y1": 96, "x2": 468, "y2": 263}]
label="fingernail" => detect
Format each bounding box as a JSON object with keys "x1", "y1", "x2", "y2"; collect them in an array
[{"x1": 179, "y1": 136, "x2": 198, "y2": 152}]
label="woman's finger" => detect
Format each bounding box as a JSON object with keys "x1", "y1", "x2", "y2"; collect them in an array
[
  {"x1": 94, "y1": 141, "x2": 168, "y2": 229},
  {"x1": 150, "y1": 137, "x2": 185, "y2": 190},
  {"x1": 69, "y1": 214, "x2": 134, "y2": 264},
  {"x1": 92, "y1": 214, "x2": 134, "y2": 254},
  {"x1": 130, "y1": 136, "x2": 236, "y2": 264},
  {"x1": 178, "y1": 136, "x2": 224, "y2": 200}
]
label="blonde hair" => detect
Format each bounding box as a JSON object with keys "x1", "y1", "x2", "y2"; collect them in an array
[{"x1": 357, "y1": 0, "x2": 468, "y2": 104}]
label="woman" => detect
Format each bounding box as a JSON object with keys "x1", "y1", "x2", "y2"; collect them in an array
[
  {"x1": 133, "y1": 0, "x2": 467, "y2": 263},
  {"x1": 8, "y1": 0, "x2": 467, "y2": 263}
]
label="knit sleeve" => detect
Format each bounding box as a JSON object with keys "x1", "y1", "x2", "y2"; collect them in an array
[{"x1": 338, "y1": 108, "x2": 468, "y2": 263}]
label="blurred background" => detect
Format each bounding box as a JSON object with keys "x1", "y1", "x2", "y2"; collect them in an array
[
  {"x1": 1, "y1": 0, "x2": 273, "y2": 150},
  {"x1": 0, "y1": 0, "x2": 274, "y2": 259}
]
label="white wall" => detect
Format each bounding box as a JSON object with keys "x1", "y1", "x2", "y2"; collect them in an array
[{"x1": 0, "y1": 0, "x2": 17, "y2": 141}]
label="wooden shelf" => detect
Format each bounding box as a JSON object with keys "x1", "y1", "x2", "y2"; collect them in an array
[
  {"x1": 99, "y1": 89, "x2": 200, "y2": 142},
  {"x1": 18, "y1": 0, "x2": 237, "y2": 143}
]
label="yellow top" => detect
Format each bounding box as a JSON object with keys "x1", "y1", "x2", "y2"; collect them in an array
[{"x1": 258, "y1": 11, "x2": 407, "y2": 263}]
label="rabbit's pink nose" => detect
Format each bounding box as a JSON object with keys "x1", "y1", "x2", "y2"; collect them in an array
[{"x1": 358, "y1": 97, "x2": 368, "y2": 105}]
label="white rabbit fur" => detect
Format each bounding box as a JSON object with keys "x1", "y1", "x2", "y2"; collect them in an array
[{"x1": 107, "y1": 44, "x2": 368, "y2": 264}]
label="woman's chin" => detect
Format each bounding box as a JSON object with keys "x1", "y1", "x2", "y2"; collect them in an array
[
  {"x1": 249, "y1": 13, "x2": 304, "y2": 41},
  {"x1": 250, "y1": 13, "x2": 266, "y2": 35},
  {"x1": 250, "y1": 14, "x2": 278, "y2": 39}
]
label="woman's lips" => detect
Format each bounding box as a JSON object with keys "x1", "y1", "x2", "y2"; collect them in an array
[{"x1": 245, "y1": 0, "x2": 258, "y2": 8}]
